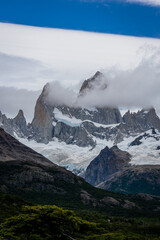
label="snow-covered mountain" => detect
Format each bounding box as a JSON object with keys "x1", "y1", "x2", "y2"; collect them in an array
[{"x1": 1, "y1": 71, "x2": 160, "y2": 173}]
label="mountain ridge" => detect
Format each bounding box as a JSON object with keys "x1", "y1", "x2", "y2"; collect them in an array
[
  {"x1": 0, "y1": 127, "x2": 160, "y2": 217},
  {"x1": 1, "y1": 72, "x2": 160, "y2": 148}
]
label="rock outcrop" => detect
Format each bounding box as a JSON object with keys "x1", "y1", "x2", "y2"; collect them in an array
[{"x1": 85, "y1": 146, "x2": 131, "y2": 186}]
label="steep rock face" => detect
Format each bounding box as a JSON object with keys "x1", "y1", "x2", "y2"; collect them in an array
[
  {"x1": 28, "y1": 72, "x2": 122, "y2": 146},
  {"x1": 54, "y1": 121, "x2": 96, "y2": 147},
  {"x1": 12, "y1": 110, "x2": 28, "y2": 137},
  {"x1": 0, "y1": 110, "x2": 28, "y2": 138},
  {"x1": 57, "y1": 106, "x2": 122, "y2": 125},
  {"x1": 99, "y1": 165, "x2": 160, "y2": 196},
  {"x1": 31, "y1": 84, "x2": 54, "y2": 143},
  {"x1": 123, "y1": 109, "x2": 160, "y2": 133},
  {"x1": 85, "y1": 146, "x2": 131, "y2": 186}
]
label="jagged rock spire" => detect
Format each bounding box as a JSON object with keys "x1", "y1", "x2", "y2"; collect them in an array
[
  {"x1": 31, "y1": 83, "x2": 54, "y2": 143},
  {"x1": 79, "y1": 71, "x2": 107, "y2": 96}
]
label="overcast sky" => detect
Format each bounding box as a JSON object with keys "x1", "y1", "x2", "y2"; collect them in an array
[{"x1": 0, "y1": 22, "x2": 160, "y2": 120}]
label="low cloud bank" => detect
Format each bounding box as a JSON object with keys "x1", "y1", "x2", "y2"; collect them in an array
[
  {"x1": 46, "y1": 50, "x2": 160, "y2": 114},
  {"x1": 0, "y1": 87, "x2": 40, "y2": 122}
]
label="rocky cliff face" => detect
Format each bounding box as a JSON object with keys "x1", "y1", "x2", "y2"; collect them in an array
[
  {"x1": 27, "y1": 72, "x2": 123, "y2": 146},
  {"x1": 85, "y1": 146, "x2": 131, "y2": 186},
  {"x1": 31, "y1": 84, "x2": 54, "y2": 143}
]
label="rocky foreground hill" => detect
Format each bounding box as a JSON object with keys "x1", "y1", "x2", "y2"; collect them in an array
[
  {"x1": 85, "y1": 144, "x2": 160, "y2": 196},
  {"x1": 0, "y1": 127, "x2": 160, "y2": 217}
]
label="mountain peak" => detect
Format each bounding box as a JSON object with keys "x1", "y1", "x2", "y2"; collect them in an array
[
  {"x1": 85, "y1": 145, "x2": 131, "y2": 186},
  {"x1": 79, "y1": 71, "x2": 107, "y2": 96},
  {"x1": 14, "y1": 109, "x2": 25, "y2": 120}
]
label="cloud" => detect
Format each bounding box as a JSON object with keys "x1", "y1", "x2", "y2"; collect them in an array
[
  {"x1": 0, "y1": 22, "x2": 160, "y2": 91},
  {"x1": 46, "y1": 82, "x2": 77, "y2": 107},
  {"x1": 0, "y1": 52, "x2": 56, "y2": 91},
  {"x1": 126, "y1": 0, "x2": 160, "y2": 6},
  {"x1": 0, "y1": 23, "x2": 160, "y2": 118},
  {"x1": 79, "y1": 0, "x2": 160, "y2": 6},
  {"x1": 0, "y1": 87, "x2": 40, "y2": 122},
  {"x1": 46, "y1": 50, "x2": 160, "y2": 114}
]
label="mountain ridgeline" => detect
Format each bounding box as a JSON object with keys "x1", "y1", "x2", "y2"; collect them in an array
[{"x1": 0, "y1": 71, "x2": 160, "y2": 148}]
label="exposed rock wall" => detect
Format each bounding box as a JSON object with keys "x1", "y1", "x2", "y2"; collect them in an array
[{"x1": 85, "y1": 146, "x2": 131, "y2": 186}]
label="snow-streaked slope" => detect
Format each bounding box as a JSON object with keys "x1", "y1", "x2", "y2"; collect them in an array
[
  {"x1": 118, "y1": 129, "x2": 160, "y2": 165},
  {"x1": 53, "y1": 108, "x2": 82, "y2": 127},
  {"x1": 16, "y1": 135, "x2": 113, "y2": 170},
  {"x1": 53, "y1": 108, "x2": 120, "y2": 128},
  {"x1": 15, "y1": 128, "x2": 160, "y2": 172}
]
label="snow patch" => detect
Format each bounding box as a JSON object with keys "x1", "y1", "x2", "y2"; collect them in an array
[
  {"x1": 118, "y1": 129, "x2": 160, "y2": 165},
  {"x1": 15, "y1": 128, "x2": 160, "y2": 173},
  {"x1": 53, "y1": 107, "x2": 120, "y2": 129}
]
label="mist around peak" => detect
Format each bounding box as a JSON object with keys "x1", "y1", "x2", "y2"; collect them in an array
[{"x1": 45, "y1": 51, "x2": 160, "y2": 114}]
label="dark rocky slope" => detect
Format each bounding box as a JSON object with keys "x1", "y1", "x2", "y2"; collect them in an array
[
  {"x1": 85, "y1": 144, "x2": 160, "y2": 196},
  {"x1": 99, "y1": 165, "x2": 160, "y2": 196},
  {"x1": 0, "y1": 128, "x2": 160, "y2": 217},
  {"x1": 0, "y1": 127, "x2": 53, "y2": 166}
]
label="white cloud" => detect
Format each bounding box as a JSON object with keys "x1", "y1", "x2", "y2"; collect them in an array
[
  {"x1": 77, "y1": 50, "x2": 160, "y2": 112},
  {"x1": 126, "y1": 0, "x2": 160, "y2": 6},
  {"x1": 0, "y1": 52, "x2": 56, "y2": 90},
  {"x1": 0, "y1": 87, "x2": 40, "y2": 121},
  {"x1": 46, "y1": 50, "x2": 160, "y2": 114},
  {"x1": 0, "y1": 22, "x2": 160, "y2": 91},
  {"x1": 80, "y1": 0, "x2": 160, "y2": 6},
  {"x1": 0, "y1": 23, "x2": 160, "y2": 118}
]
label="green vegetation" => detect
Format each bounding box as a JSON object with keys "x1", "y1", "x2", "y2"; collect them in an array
[
  {"x1": 0, "y1": 199, "x2": 160, "y2": 240},
  {"x1": 0, "y1": 192, "x2": 31, "y2": 223}
]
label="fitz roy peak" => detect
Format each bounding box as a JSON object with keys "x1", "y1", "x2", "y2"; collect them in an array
[{"x1": 0, "y1": 71, "x2": 160, "y2": 149}]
